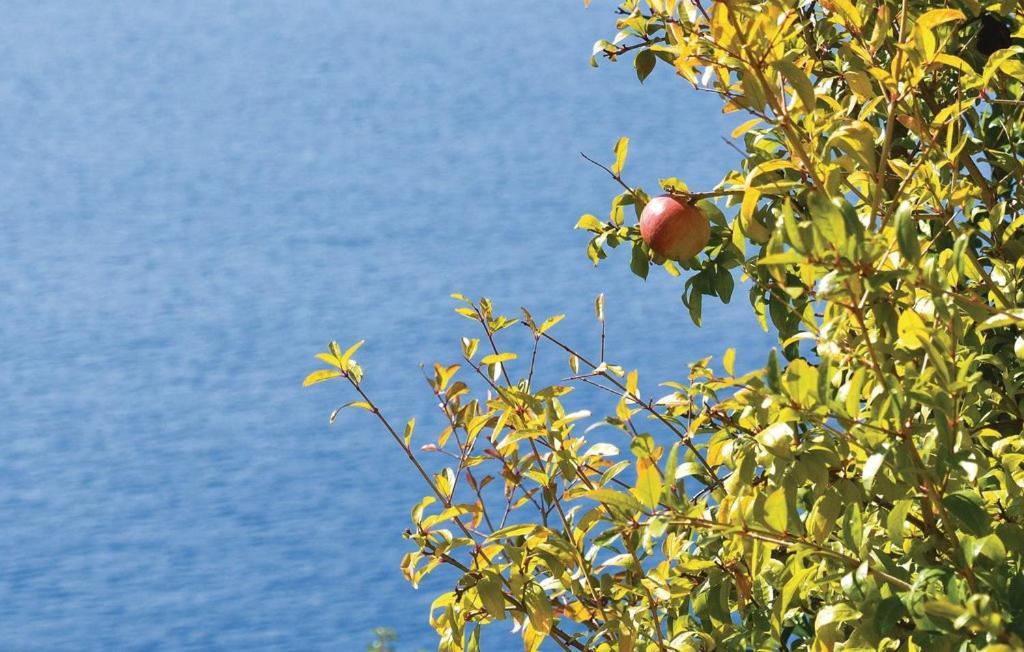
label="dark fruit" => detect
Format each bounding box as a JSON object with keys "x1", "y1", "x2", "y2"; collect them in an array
[{"x1": 977, "y1": 13, "x2": 1012, "y2": 56}]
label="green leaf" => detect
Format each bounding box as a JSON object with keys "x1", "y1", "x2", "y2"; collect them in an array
[
  {"x1": 806, "y1": 190, "x2": 847, "y2": 242},
  {"x1": 630, "y1": 242, "x2": 650, "y2": 279},
  {"x1": 894, "y1": 202, "x2": 919, "y2": 262},
  {"x1": 825, "y1": 122, "x2": 876, "y2": 173},
  {"x1": 887, "y1": 499, "x2": 913, "y2": 547},
  {"x1": 922, "y1": 599, "x2": 966, "y2": 622},
  {"x1": 774, "y1": 59, "x2": 816, "y2": 110},
  {"x1": 685, "y1": 286, "x2": 702, "y2": 326},
  {"x1": 845, "y1": 69, "x2": 873, "y2": 100},
  {"x1": 674, "y1": 461, "x2": 704, "y2": 480},
  {"x1": 583, "y1": 443, "x2": 619, "y2": 457},
  {"x1": 807, "y1": 491, "x2": 843, "y2": 543},
  {"x1": 842, "y1": 502, "x2": 863, "y2": 552},
  {"x1": 739, "y1": 66, "x2": 767, "y2": 112},
  {"x1": 663, "y1": 442, "x2": 680, "y2": 496},
  {"x1": 611, "y1": 137, "x2": 629, "y2": 176},
  {"x1": 782, "y1": 198, "x2": 809, "y2": 254},
  {"x1": 815, "y1": 602, "x2": 861, "y2": 629},
  {"x1": 757, "y1": 423, "x2": 795, "y2": 459},
  {"x1": 972, "y1": 533, "x2": 1006, "y2": 563},
  {"x1": 766, "y1": 349, "x2": 781, "y2": 392},
  {"x1": 758, "y1": 251, "x2": 805, "y2": 265},
  {"x1": 582, "y1": 488, "x2": 644, "y2": 513},
  {"x1": 477, "y1": 572, "x2": 506, "y2": 621},
  {"x1": 844, "y1": 368, "x2": 866, "y2": 417},
  {"x1": 635, "y1": 49, "x2": 656, "y2": 82},
  {"x1": 715, "y1": 266, "x2": 734, "y2": 303},
  {"x1": 875, "y1": 596, "x2": 907, "y2": 635},
  {"x1": 978, "y1": 309, "x2": 1024, "y2": 331},
  {"x1": 524, "y1": 583, "x2": 553, "y2": 634},
  {"x1": 779, "y1": 565, "x2": 815, "y2": 621},
  {"x1": 943, "y1": 492, "x2": 991, "y2": 536},
  {"x1": 487, "y1": 523, "x2": 537, "y2": 540},
  {"x1": 764, "y1": 488, "x2": 788, "y2": 532}
]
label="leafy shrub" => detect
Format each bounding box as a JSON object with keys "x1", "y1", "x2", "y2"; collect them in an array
[{"x1": 309, "y1": 1, "x2": 1024, "y2": 649}]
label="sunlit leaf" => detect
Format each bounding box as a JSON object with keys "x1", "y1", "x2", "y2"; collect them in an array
[
  {"x1": 632, "y1": 457, "x2": 661, "y2": 510},
  {"x1": 303, "y1": 369, "x2": 342, "y2": 387},
  {"x1": 611, "y1": 136, "x2": 629, "y2": 176}
]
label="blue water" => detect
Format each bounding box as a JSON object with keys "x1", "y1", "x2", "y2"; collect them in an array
[{"x1": 0, "y1": 2, "x2": 773, "y2": 649}]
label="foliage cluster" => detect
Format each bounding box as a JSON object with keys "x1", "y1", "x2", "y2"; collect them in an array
[{"x1": 309, "y1": 1, "x2": 1024, "y2": 649}]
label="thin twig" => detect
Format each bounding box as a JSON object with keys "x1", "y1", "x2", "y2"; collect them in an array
[{"x1": 580, "y1": 151, "x2": 636, "y2": 197}]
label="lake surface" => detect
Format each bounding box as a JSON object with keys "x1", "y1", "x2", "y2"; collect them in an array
[{"x1": 0, "y1": 2, "x2": 773, "y2": 649}]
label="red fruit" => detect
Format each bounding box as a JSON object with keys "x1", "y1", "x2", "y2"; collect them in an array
[{"x1": 639, "y1": 195, "x2": 710, "y2": 261}]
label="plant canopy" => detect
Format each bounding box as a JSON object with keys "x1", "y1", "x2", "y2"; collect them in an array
[{"x1": 308, "y1": 1, "x2": 1024, "y2": 649}]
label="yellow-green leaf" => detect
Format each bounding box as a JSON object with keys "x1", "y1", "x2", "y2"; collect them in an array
[
  {"x1": 765, "y1": 488, "x2": 788, "y2": 532},
  {"x1": 303, "y1": 369, "x2": 343, "y2": 387},
  {"x1": 523, "y1": 622, "x2": 546, "y2": 652},
  {"x1": 575, "y1": 214, "x2": 603, "y2": 232},
  {"x1": 340, "y1": 340, "x2": 365, "y2": 368},
  {"x1": 632, "y1": 457, "x2": 662, "y2": 510},
  {"x1": 611, "y1": 136, "x2": 629, "y2": 176},
  {"x1": 315, "y1": 352, "x2": 343, "y2": 369},
  {"x1": 897, "y1": 309, "x2": 928, "y2": 349},
  {"x1": 757, "y1": 423, "x2": 795, "y2": 459},
  {"x1": 774, "y1": 59, "x2": 816, "y2": 110},
  {"x1": 758, "y1": 251, "x2": 805, "y2": 265},
  {"x1": 477, "y1": 572, "x2": 505, "y2": 620},
  {"x1": 829, "y1": 0, "x2": 861, "y2": 27},
  {"x1": 731, "y1": 117, "x2": 762, "y2": 139},
  {"x1": 481, "y1": 352, "x2": 517, "y2": 364},
  {"x1": 741, "y1": 186, "x2": 761, "y2": 223},
  {"x1": 487, "y1": 523, "x2": 537, "y2": 540},
  {"x1": 539, "y1": 314, "x2": 565, "y2": 334},
  {"x1": 845, "y1": 70, "x2": 873, "y2": 100},
  {"x1": 626, "y1": 369, "x2": 639, "y2": 397},
  {"x1": 328, "y1": 400, "x2": 373, "y2": 423},
  {"x1": 524, "y1": 583, "x2": 553, "y2": 634},
  {"x1": 844, "y1": 368, "x2": 866, "y2": 417},
  {"x1": 978, "y1": 309, "x2": 1024, "y2": 331},
  {"x1": 403, "y1": 418, "x2": 416, "y2": 447},
  {"x1": 583, "y1": 488, "x2": 643, "y2": 513},
  {"x1": 916, "y1": 8, "x2": 964, "y2": 30}
]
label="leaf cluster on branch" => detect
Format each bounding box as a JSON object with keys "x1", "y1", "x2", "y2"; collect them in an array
[{"x1": 308, "y1": 0, "x2": 1024, "y2": 649}]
